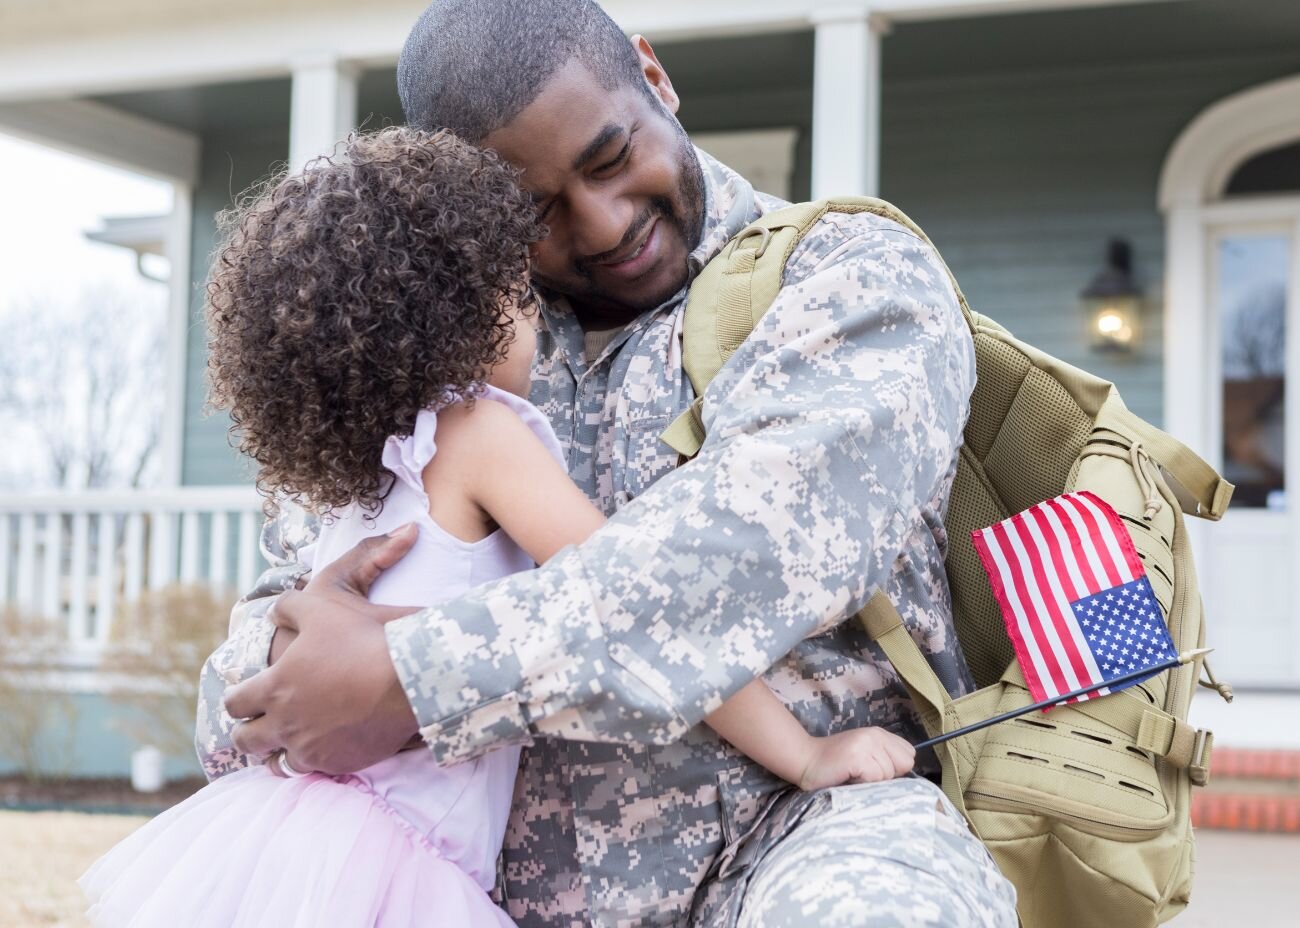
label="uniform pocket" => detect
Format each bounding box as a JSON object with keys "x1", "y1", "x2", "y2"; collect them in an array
[{"x1": 619, "y1": 415, "x2": 679, "y2": 503}]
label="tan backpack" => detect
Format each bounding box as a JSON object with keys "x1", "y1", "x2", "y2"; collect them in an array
[{"x1": 662, "y1": 197, "x2": 1236, "y2": 928}]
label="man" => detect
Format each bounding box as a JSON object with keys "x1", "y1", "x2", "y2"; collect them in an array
[{"x1": 201, "y1": 1, "x2": 1018, "y2": 925}]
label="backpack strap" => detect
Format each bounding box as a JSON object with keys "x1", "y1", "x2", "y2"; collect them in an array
[
  {"x1": 1050, "y1": 679, "x2": 1215, "y2": 785},
  {"x1": 858, "y1": 592, "x2": 973, "y2": 818},
  {"x1": 661, "y1": 196, "x2": 975, "y2": 459},
  {"x1": 1107, "y1": 405, "x2": 1234, "y2": 521}
]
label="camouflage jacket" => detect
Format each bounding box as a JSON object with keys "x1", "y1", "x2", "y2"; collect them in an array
[{"x1": 195, "y1": 151, "x2": 977, "y2": 927}]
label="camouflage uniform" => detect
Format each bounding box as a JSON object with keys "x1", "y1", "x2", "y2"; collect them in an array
[{"x1": 196, "y1": 151, "x2": 1017, "y2": 927}]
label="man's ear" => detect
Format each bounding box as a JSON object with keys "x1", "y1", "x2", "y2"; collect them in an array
[{"x1": 631, "y1": 35, "x2": 679, "y2": 115}]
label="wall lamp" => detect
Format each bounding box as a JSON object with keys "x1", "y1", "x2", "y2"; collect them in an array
[{"x1": 1081, "y1": 239, "x2": 1141, "y2": 353}]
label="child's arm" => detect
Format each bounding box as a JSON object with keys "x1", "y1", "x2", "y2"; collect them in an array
[
  {"x1": 457, "y1": 397, "x2": 605, "y2": 564},
  {"x1": 461, "y1": 399, "x2": 915, "y2": 788},
  {"x1": 704, "y1": 681, "x2": 915, "y2": 789}
]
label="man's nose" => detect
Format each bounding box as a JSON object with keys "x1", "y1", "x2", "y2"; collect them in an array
[{"x1": 569, "y1": 185, "x2": 635, "y2": 261}]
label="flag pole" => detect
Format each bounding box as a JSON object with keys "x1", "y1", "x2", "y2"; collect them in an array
[{"x1": 914, "y1": 647, "x2": 1212, "y2": 752}]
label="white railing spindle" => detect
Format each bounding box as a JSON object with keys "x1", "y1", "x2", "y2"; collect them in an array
[
  {"x1": 0, "y1": 514, "x2": 10, "y2": 605},
  {"x1": 149, "y1": 509, "x2": 174, "y2": 590},
  {"x1": 69, "y1": 511, "x2": 90, "y2": 644},
  {"x1": 17, "y1": 513, "x2": 37, "y2": 612},
  {"x1": 180, "y1": 510, "x2": 201, "y2": 583},
  {"x1": 124, "y1": 512, "x2": 145, "y2": 605},
  {"x1": 209, "y1": 510, "x2": 229, "y2": 594},
  {"x1": 42, "y1": 513, "x2": 63, "y2": 624},
  {"x1": 96, "y1": 512, "x2": 116, "y2": 644},
  {"x1": 237, "y1": 510, "x2": 258, "y2": 593}
]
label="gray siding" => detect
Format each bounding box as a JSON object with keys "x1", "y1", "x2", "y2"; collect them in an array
[
  {"x1": 0, "y1": 691, "x2": 200, "y2": 780},
  {"x1": 880, "y1": 52, "x2": 1300, "y2": 426},
  {"x1": 181, "y1": 128, "x2": 288, "y2": 486},
  {"x1": 175, "y1": 43, "x2": 1300, "y2": 478}
]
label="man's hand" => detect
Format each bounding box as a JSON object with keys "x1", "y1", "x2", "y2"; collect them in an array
[{"x1": 224, "y1": 524, "x2": 423, "y2": 775}]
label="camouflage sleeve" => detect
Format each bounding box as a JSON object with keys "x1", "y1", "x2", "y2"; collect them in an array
[
  {"x1": 386, "y1": 213, "x2": 975, "y2": 766},
  {"x1": 194, "y1": 505, "x2": 317, "y2": 780}
]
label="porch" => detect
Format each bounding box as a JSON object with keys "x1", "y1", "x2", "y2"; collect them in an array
[{"x1": 2, "y1": 0, "x2": 1300, "y2": 780}]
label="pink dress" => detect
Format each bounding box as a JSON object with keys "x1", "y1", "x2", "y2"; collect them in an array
[{"x1": 81, "y1": 385, "x2": 562, "y2": 928}]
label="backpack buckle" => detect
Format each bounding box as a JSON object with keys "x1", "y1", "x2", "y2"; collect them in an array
[
  {"x1": 730, "y1": 226, "x2": 773, "y2": 260},
  {"x1": 1189, "y1": 728, "x2": 1213, "y2": 787}
]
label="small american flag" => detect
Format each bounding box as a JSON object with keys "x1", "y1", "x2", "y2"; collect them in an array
[{"x1": 971, "y1": 491, "x2": 1176, "y2": 705}]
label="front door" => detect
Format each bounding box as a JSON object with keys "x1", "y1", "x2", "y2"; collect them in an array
[{"x1": 1202, "y1": 203, "x2": 1300, "y2": 686}]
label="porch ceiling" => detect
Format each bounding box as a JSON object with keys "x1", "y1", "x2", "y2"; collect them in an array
[
  {"x1": 94, "y1": 78, "x2": 291, "y2": 135},
  {"x1": 885, "y1": 0, "x2": 1300, "y2": 79},
  {"x1": 82, "y1": 0, "x2": 1300, "y2": 138}
]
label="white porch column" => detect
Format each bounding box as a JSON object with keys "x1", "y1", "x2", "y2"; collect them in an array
[
  {"x1": 810, "y1": 6, "x2": 887, "y2": 199},
  {"x1": 161, "y1": 188, "x2": 193, "y2": 488},
  {"x1": 289, "y1": 54, "x2": 359, "y2": 170}
]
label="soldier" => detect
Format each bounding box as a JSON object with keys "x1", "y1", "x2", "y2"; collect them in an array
[{"x1": 207, "y1": 1, "x2": 1019, "y2": 925}]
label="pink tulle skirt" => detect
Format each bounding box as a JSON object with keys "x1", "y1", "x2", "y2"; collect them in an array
[{"x1": 80, "y1": 766, "x2": 517, "y2": 928}]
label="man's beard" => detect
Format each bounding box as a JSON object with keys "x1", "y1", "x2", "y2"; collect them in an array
[{"x1": 538, "y1": 123, "x2": 706, "y2": 322}]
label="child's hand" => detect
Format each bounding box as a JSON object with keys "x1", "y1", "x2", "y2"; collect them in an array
[{"x1": 798, "y1": 727, "x2": 916, "y2": 791}]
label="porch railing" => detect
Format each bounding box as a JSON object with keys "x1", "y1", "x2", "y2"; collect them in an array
[{"x1": 0, "y1": 487, "x2": 266, "y2": 651}]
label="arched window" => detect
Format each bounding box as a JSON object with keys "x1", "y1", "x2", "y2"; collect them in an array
[{"x1": 1225, "y1": 141, "x2": 1300, "y2": 197}]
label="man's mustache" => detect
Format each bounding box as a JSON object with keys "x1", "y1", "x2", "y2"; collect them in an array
[{"x1": 573, "y1": 199, "x2": 677, "y2": 277}]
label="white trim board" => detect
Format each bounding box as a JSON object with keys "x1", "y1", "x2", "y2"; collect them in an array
[
  {"x1": 1159, "y1": 74, "x2": 1300, "y2": 212},
  {"x1": 1160, "y1": 73, "x2": 1300, "y2": 465},
  {"x1": 161, "y1": 190, "x2": 195, "y2": 488},
  {"x1": 0, "y1": 98, "x2": 199, "y2": 185},
  {"x1": 0, "y1": 0, "x2": 1191, "y2": 103}
]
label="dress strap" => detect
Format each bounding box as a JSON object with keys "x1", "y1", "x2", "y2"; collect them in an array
[{"x1": 381, "y1": 407, "x2": 441, "y2": 499}]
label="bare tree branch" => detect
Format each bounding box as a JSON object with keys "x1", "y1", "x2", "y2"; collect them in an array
[{"x1": 0, "y1": 284, "x2": 165, "y2": 491}]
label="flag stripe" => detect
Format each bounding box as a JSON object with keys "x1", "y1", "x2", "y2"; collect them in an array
[
  {"x1": 1024, "y1": 504, "x2": 1107, "y2": 703},
  {"x1": 1004, "y1": 513, "x2": 1087, "y2": 692},
  {"x1": 1061, "y1": 493, "x2": 1124, "y2": 587},
  {"x1": 1077, "y1": 490, "x2": 1146, "y2": 579},
  {"x1": 1020, "y1": 506, "x2": 1106, "y2": 690},
  {"x1": 1045, "y1": 496, "x2": 1107, "y2": 590},
  {"x1": 988, "y1": 520, "x2": 1072, "y2": 696},
  {"x1": 1040, "y1": 501, "x2": 1092, "y2": 595},
  {"x1": 971, "y1": 525, "x2": 1052, "y2": 699},
  {"x1": 1070, "y1": 492, "x2": 1136, "y2": 584}
]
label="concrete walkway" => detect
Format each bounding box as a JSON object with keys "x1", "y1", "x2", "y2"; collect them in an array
[{"x1": 1175, "y1": 831, "x2": 1300, "y2": 926}]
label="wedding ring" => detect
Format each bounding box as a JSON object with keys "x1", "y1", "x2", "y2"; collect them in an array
[{"x1": 273, "y1": 749, "x2": 309, "y2": 778}]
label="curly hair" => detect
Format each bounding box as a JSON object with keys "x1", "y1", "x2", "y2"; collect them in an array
[{"x1": 205, "y1": 127, "x2": 544, "y2": 517}]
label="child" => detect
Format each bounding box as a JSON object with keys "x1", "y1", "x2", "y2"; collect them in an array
[{"x1": 80, "y1": 127, "x2": 914, "y2": 927}]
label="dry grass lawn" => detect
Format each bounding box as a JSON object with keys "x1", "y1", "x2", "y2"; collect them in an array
[{"x1": 0, "y1": 810, "x2": 148, "y2": 927}]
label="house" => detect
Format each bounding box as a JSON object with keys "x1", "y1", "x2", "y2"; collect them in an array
[{"x1": 1, "y1": 0, "x2": 1297, "y2": 783}]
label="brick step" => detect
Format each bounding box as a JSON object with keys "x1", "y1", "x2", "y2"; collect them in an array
[
  {"x1": 1203, "y1": 776, "x2": 1300, "y2": 796},
  {"x1": 1190, "y1": 749, "x2": 1300, "y2": 833},
  {"x1": 1192, "y1": 792, "x2": 1300, "y2": 833},
  {"x1": 1208, "y1": 748, "x2": 1300, "y2": 781}
]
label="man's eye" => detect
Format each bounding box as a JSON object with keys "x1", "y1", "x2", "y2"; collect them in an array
[{"x1": 597, "y1": 142, "x2": 631, "y2": 174}]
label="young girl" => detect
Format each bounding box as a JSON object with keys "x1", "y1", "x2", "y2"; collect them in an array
[{"x1": 80, "y1": 127, "x2": 914, "y2": 927}]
